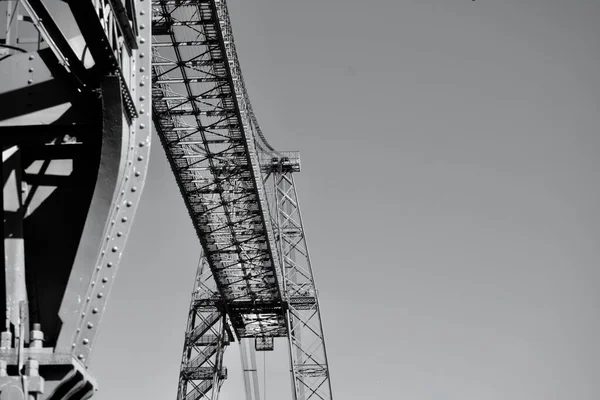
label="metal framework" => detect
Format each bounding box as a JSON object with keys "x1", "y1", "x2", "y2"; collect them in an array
[
  {"x1": 151, "y1": 1, "x2": 334, "y2": 400},
  {"x1": 177, "y1": 255, "x2": 229, "y2": 400},
  {"x1": 0, "y1": 0, "x2": 152, "y2": 398}
]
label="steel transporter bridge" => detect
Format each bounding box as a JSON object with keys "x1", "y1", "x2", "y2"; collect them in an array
[{"x1": 0, "y1": 1, "x2": 333, "y2": 400}]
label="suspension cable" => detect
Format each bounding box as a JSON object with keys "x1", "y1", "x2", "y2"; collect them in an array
[{"x1": 263, "y1": 350, "x2": 267, "y2": 400}]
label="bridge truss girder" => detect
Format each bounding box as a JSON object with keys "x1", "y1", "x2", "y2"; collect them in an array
[{"x1": 151, "y1": 0, "x2": 285, "y2": 339}]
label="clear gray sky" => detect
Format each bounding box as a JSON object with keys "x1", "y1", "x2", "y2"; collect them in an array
[{"x1": 92, "y1": 1, "x2": 600, "y2": 399}]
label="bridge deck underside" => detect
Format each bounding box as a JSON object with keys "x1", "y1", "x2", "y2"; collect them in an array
[{"x1": 151, "y1": 0, "x2": 285, "y2": 338}]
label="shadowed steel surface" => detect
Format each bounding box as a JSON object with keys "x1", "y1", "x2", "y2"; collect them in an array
[{"x1": 0, "y1": 0, "x2": 152, "y2": 398}]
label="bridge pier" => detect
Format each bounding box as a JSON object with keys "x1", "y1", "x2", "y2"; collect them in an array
[{"x1": 0, "y1": 0, "x2": 152, "y2": 398}]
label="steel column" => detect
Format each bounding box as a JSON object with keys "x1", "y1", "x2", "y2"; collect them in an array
[{"x1": 0, "y1": 0, "x2": 152, "y2": 398}]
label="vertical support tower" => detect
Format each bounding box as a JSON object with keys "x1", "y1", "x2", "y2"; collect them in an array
[
  {"x1": 263, "y1": 153, "x2": 333, "y2": 400},
  {"x1": 177, "y1": 255, "x2": 230, "y2": 400},
  {"x1": 0, "y1": 0, "x2": 152, "y2": 398}
]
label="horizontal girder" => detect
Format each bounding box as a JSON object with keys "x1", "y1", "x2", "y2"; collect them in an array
[{"x1": 151, "y1": 0, "x2": 285, "y2": 337}]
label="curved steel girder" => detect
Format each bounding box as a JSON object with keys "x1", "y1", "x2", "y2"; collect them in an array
[
  {"x1": 53, "y1": 75, "x2": 143, "y2": 360},
  {"x1": 55, "y1": 8, "x2": 153, "y2": 364},
  {"x1": 151, "y1": 0, "x2": 284, "y2": 339}
]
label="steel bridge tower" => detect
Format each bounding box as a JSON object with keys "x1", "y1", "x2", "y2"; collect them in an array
[{"x1": 0, "y1": 0, "x2": 152, "y2": 398}]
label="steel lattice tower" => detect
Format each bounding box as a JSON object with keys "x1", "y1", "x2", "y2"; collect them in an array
[
  {"x1": 265, "y1": 159, "x2": 334, "y2": 400},
  {"x1": 177, "y1": 257, "x2": 229, "y2": 400}
]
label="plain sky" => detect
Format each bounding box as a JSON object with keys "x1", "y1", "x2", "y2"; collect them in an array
[{"x1": 91, "y1": 1, "x2": 600, "y2": 399}]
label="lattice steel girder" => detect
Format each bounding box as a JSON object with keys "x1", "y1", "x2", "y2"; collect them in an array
[
  {"x1": 151, "y1": 0, "x2": 285, "y2": 338},
  {"x1": 267, "y1": 170, "x2": 334, "y2": 400}
]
